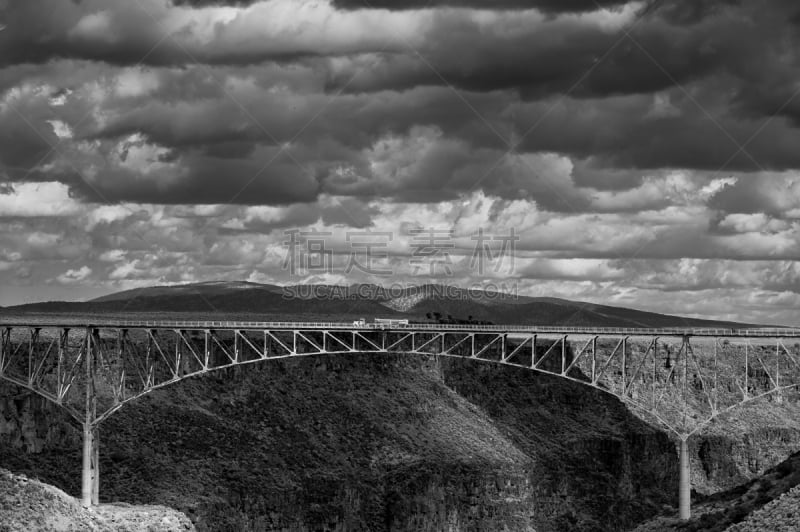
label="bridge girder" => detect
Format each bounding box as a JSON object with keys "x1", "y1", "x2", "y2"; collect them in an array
[
  {"x1": 3, "y1": 324, "x2": 800, "y2": 435},
  {"x1": 2, "y1": 322, "x2": 800, "y2": 518}
]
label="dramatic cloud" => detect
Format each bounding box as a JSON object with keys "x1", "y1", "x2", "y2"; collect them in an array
[
  {"x1": 0, "y1": 182, "x2": 82, "y2": 217},
  {"x1": 1, "y1": 0, "x2": 799, "y2": 325}
]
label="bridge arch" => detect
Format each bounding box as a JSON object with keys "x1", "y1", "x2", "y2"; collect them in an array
[{"x1": 2, "y1": 321, "x2": 800, "y2": 520}]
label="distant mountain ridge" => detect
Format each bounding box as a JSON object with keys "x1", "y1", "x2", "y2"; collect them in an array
[
  {"x1": 1, "y1": 280, "x2": 763, "y2": 328},
  {"x1": 90, "y1": 280, "x2": 285, "y2": 302}
]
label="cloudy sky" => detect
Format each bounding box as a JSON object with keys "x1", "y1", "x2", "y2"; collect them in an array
[{"x1": 0, "y1": 0, "x2": 799, "y2": 325}]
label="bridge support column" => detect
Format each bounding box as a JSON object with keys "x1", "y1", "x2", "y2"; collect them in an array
[
  {"x1": 81, "y1": 328, "x2": 98, "y2": 507},
  {"x1": 93, "y1": 427, "x2": 100, "y2": 505},
  {"x1": 679, "y1": 436, "x2": 690, "y2": 520},
  {"x1": 81, "y1": 424, "x2": 99, "y2": 506}
]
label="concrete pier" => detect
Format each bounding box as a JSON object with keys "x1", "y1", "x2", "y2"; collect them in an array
[{"x1": 679, "y1": 437, "x2": 691, "y2": 520}]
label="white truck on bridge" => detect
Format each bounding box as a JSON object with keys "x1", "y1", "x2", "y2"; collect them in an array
[{"x1": 352, "y1": 318, "x2": 410, "y2": 328}]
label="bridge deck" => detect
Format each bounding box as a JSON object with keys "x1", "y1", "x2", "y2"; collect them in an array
[
  {"x1": 1, "y1": 319, "x2": 799, "y2": 337},
  {"x1": 3, "y1": 317, "x2": 800, "y2": 516}
]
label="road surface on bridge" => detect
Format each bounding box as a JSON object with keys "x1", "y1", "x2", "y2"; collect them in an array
[{"x1": 2, "y1": 317, "x2": 799, "y2": 337}]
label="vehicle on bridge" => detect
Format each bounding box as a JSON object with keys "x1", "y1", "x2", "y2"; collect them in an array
[
  {"x1": 351, "y1": 318, "x2": 410, "y2": 328},
  {"x1": 374, "y1": 318, "x2": 410, "y2": 328}
]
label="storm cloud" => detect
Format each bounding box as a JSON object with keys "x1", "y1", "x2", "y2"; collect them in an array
[{"x1": 0, "y1": 0, "x2": 799, "y2": 324}]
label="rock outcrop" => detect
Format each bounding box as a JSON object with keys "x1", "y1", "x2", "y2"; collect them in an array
[
  {"x1": 0, "y1": 468, "x2": 194, "y2": 532},
  {"x1": 0, "y1": 392, "x2": 78, "y2": 453},
  {"x1": 727, "y1": 483, "x2": 800, "y2": 532}
]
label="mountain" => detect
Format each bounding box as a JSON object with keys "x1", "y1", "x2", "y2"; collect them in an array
[
  {"x1": 370, "y1": 283, "x2": 755, "y2": 328},
  {"x1": 0, "y1": 281, "x2": 761, "y2": 328},
  {"x1": 1, "y1": 281, "x2": 402, "y2": 321},
  {"x1": 90, "y1": 280, "x2": 284, "y2": 302}
]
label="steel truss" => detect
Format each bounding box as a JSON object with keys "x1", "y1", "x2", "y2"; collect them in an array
[{"x1": 2, "y1": 323, "x2": 800, "y2": 519}]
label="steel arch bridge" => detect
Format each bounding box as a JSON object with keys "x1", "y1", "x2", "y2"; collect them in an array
[{"x1": 3, "y1": 319, "x2": 800, "y2": 521}]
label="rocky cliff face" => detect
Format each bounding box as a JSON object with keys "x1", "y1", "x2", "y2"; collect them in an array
[
  {"x1": 634, "y1": 447, "x2": 800, "y2": 531},
  {"x1": 438, "y1": 358, "x2": 679, "y2": 531},
  {"x1": 0, "y1": 391, "x2": 78, "y2": 453},
  {"x1": 688, "y1": 401, "x2": 800, "y2": 496},
  {"x1": 3, "y1": 353, "x2": 791, "y2": 531}
]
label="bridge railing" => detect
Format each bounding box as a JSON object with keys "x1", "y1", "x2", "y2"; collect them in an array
[{"x1": 1, "y1": 318, "x2": 799, "y2": 337}]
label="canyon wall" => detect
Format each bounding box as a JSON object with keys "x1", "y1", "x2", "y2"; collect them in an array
[{"x1": 2, "y1": 353, "x2": 794, "y2": 531}]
